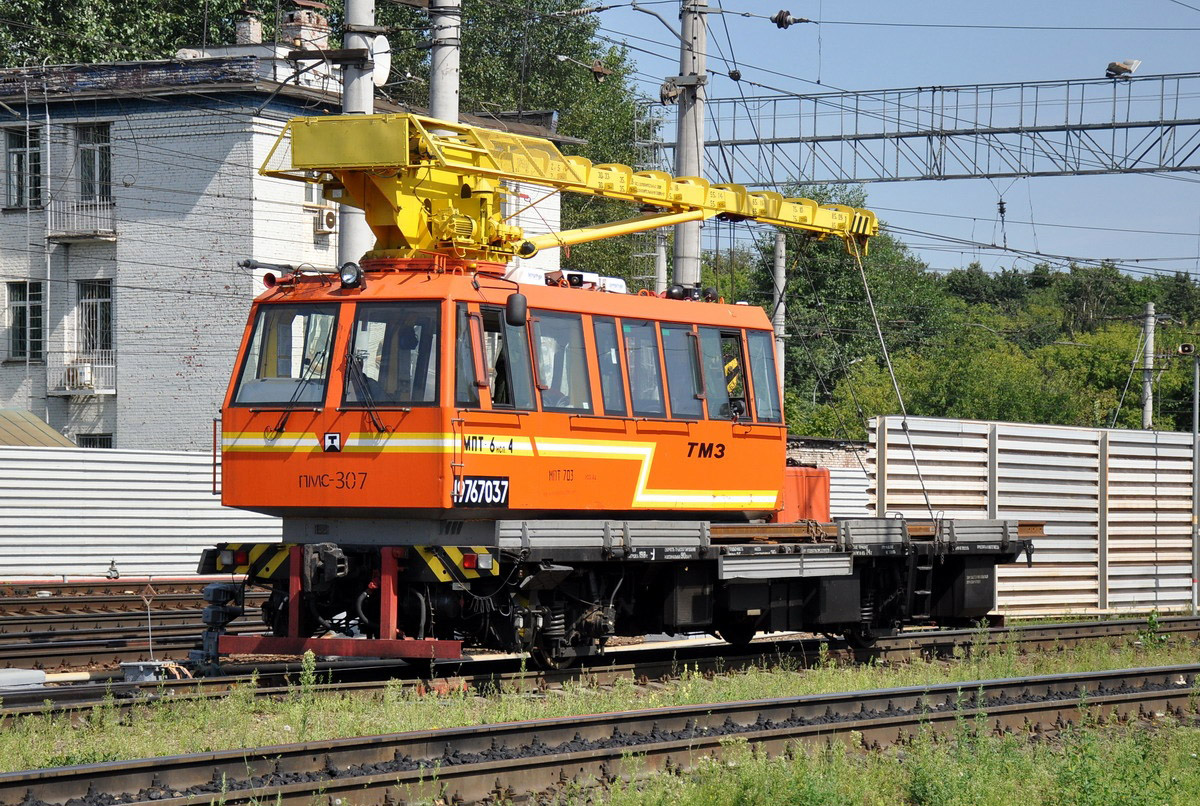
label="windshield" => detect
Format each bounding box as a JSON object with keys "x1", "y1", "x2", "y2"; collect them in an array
[
  {"x1": 233, "y1": 304, "x2": 337, "y2": 405},
  {"x1": 343, "y1": 301, "x2": 441, "y2": 406}
]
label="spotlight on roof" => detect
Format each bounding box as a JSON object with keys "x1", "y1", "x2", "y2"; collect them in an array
[{"x1": 1105, "y1": 59, "x2": 1141, "y2": 78}]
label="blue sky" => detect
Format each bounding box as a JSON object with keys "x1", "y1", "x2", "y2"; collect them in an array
[{"x1": 588, "y1": 1, "x2": 1200, "y2": 278}]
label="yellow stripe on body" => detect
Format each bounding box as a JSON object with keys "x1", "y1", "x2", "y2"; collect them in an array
[
  {"x1": 534, "y1": 436, "x2": 776, "y2": 509},
  {"x1": 344, "y1": 432, "x2": 456, "y2": 453},
  {"x1": 222, "y1": 432, "x2": 321, "y2": 452},
  {"x1": 225, "y1": 429, "x2": 775, "y2": 509}
]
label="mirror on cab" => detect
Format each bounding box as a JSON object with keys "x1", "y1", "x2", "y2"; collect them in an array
[{"x1": 505, "y1": 292, "x2": 528, "y2": 328}]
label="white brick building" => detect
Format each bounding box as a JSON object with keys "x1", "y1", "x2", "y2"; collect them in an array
[{"x1": 0, "y1": 41, "x2": 563, "y2": 450}]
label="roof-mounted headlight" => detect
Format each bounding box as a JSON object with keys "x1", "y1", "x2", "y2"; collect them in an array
[{"x1": 338, "y1": 262, "x2": 364, "y2": 289}]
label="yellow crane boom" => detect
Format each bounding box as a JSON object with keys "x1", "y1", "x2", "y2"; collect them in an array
[{"x1": 262, "y1": 113, "x2": 878, "y2": 266}]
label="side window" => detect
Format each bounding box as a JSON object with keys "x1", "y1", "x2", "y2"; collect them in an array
[
  {"x1": 720, "y1": 331, "x2": 748, "y2": 419},
  {"x1": 593, "y1": 317, "x2": 627, "y2": 416},
  {"x1": 623, "y1": 319, "x2": 665, "y2": 418},
  {"x1": 699, "y1": 327, "x2": 731, "y2": 419},
  {"x1": 532, "y1": 311, "x2": 592, "y2": 412},
  {"x1": 343, "y1": 302, "x2": 440, "y2": 406},
  {"x1": 746, "y1": 330, "x2": 782, "y2": 423},
  {"x1": 481, "y1": 307, "x2": 535, "y2": 410},
  {"x1": 660, "y1": 324, "x2": 703, "y2": 419},
  {"x1": 454, "y1": 303, "x2": 480, "y2": 407}
]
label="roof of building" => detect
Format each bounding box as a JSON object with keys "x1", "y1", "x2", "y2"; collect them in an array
[
  {"x1": 0, "y1": 56, "x2": 581, "y2": 144},
  {"x1": 0, "y1": 410, "x2": 74, "y2": 447}
]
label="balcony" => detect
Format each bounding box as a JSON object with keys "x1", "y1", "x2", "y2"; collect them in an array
[
  {"x1": 47, "y1": 199, "x2": 116, "y2": 242},
  {"x1": 47, "y1": 350, "x2": 116, "y2": 396}
]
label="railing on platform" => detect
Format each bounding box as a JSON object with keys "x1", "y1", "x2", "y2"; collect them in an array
[
  {"x1": 46, "y1": 349, "x2": 116, "y2": 395},
  {"x1": 47, "y1": 199, "x2": 116, "y2": 240}
]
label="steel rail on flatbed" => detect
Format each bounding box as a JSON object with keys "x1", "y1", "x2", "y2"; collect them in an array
[
  {"x1": 1, "y1": 616, "x2": 1194, "y2": 720},
  {"x1": 2, "y1": 663, "x2": 1195, "y2": 806}
]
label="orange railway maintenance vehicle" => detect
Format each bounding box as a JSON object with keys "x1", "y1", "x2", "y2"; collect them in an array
[{"x1": 196, "y1": 113, "x2": 1035, "y2": 668}]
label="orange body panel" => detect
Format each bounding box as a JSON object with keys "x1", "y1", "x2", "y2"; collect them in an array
[
  {"x1": 220, "y1": 266, "x2": 787, "y2": 520},
  {"x1": 774, "y1": 466, "x2": 832, "y2": 523}
]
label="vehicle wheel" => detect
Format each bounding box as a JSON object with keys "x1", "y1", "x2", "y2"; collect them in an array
[
  {"x1": 715, "y1": 615, "x2": 760, "y2": 649},
  {"x1": 844, "y1": 624, "x2": 896, "y2": 649},
  {"x1": 529, "y1": 638, "x2": 576, "y2": 670}
]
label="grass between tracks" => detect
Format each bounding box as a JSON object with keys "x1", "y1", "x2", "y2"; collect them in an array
[
  {"x1": 0, "y1": 625, "x2": 1196, "y2": 772},
  {"x1": 593, "y1": 717, "x2": 1200, "y2": 806}
]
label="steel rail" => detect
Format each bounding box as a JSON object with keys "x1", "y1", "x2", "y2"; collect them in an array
[
  {"x1": 0, "y1": 610, "x2": 228, "y2": 640},
  {"x1": 1, "y1": 664, "x2": 1194, "y2": 806},
  {"x1": 1, "y1": 616, "x2": 1194, "y2": 721},
  {"x1": 0, "y1": 622, "x2": 268, "y2": 670}
]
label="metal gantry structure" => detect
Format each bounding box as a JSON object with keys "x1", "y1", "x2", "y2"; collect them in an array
[{"x1": 698, "y1": 72, "x2": 1200, "y2": 185}]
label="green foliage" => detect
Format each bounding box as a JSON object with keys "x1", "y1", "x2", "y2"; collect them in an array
[{"x1": 0, "y1": 0, "x2": 250, "y2": 66}]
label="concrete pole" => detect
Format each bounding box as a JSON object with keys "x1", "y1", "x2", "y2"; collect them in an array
[
  {"x1": 338, "y1": 0, "x2": 376, "y2": 267},
  {"x1": 772, "y1": 232, "x2": 786, "y2": 384},
  {"x1": 654, "y1": 232, "x2": 668, "y2": 293},
  {"x1": 1142, "y1": 302, "x2": 1155, "y2": 429},
  {"x1": 672, "y1": 0, "x2": 706, "y2": 288},
  {"x1": 429, "y1": 0, "x2": 461, "y2": 122}
]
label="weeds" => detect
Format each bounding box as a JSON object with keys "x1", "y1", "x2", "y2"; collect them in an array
[
  {"x1": 1136, "y1": 608, "x2": 1169, "y2": 649},
  {"x1": 4, "y1": 635, "x2": 1200, "y2": 773},
  {"x1": 594, "y1": 721, "x2": 1200, "y2": 806}
]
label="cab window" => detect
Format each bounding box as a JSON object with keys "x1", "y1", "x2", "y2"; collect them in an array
[
  {"x1": 720, "y1": 330, "x2": 748, "y2": 418},
  {"x1": 481, "y1": 306, "x2": 535, "y2": 409},
  {"x1": 699, "y1": 327, "x2": 732, "y2": 419},
  {"x1": 234, "y1": 303, "x2": 337, "y2": 405},
  {"x1": 623, "y1": 318, "x2": 665, "y2": 418},
  {"x1": 593, "y1": 317, "x2": 627, "y2": 416},
  {"x1": 454, "y1": 303, "x2": 480, "y2": 407},
  {"x1": 746, "y1": 330, "x2": 782, "y2": 422},
  {"x1": 343, "y1": 302, "x2": 439, "y2": 406},
  {"x1": 532, "y1": 311, "x2": 592, "y2": 412},
  {"x1": 660, "y1": 324, "x2": 703, "y2": 419}
]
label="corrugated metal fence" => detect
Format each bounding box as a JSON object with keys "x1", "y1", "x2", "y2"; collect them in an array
[
  {"x1": 872, "y1": 416, "x2": 1195, "y2": 615},
  {"x1": 0, "y1": 446, "x2": 281, "y2": 580}
]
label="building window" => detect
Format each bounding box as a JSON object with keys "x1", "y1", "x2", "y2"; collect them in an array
[
  {"x1": 303, "y1": 170, "x2": 322, "y2": 205},
  {"x1": 77, "y1": 433, "x2": 113, "y2": 449},
  {"x1": 7, "y1": 281, "x2": 43, "y2": 361},
  {"x1": 5, "y1": 128, "x2": 42, "y2": 208},
  {"x1": 77, "y1": 123, "x2": 112, "y2": 203},
  {"x1": 78, "y1": 280, "x2": 113, "y2": 353}
]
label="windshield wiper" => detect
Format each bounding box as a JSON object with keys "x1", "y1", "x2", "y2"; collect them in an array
[
  {"x1": 345, "y1": 348, "x2": 387, "y2": 433},
  {"x1": 268, "y1": 348, "x2": 328, "y2": 438}
]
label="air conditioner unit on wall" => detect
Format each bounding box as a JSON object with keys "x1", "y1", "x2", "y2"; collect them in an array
[
  {"x1": 65, "y1": 362, "x2": 93, "y2": 389},
  {"x1": 314, "y1": 208, "x2": 337, "y2": 236}
]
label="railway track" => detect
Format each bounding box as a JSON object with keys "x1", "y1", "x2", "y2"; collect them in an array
[
  {"x1": 0, "y1": 581, "x2": 266, "y2": 618},
  {"x1": 0, "y1": 583, "x2": 268, "y2": 669},
  {"x1": 2, "y1": 662, "x2": 1194, "y2": 806},
  {"x1": 1, "y1": 615, "x2": 1194, "y2": 720}
]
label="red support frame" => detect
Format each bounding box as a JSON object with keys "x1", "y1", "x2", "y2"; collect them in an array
[
  {"x1": 379, "y1": 547, "x2": 400, "y2": 640},
  {"x1": 218, "y1": 635, "x2": 462, "y2": 659},
  {"x1": 286, "y1": 545, "x2": 303, "y2": 638},
  {"x1": 220, "y1": 545, "x2": 462, "y2": 660}
]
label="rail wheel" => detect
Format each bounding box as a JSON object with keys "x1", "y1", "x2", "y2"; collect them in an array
[
  {"x1": 844, "y1": 624, "x2": 897, "y2": 649},
  {"x1": 714, "y1": 615, "x2": 761, "y2": 650}
]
